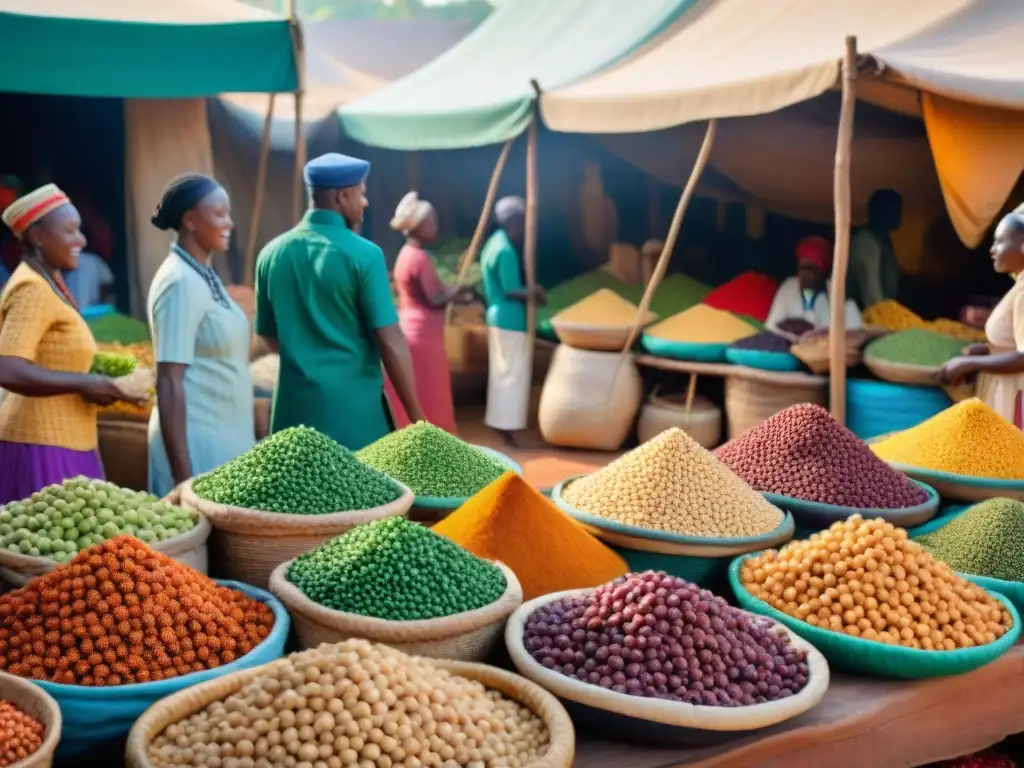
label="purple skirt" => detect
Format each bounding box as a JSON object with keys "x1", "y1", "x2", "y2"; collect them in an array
[{"x1": 0, "y1": 441, "x2": 105, "y2": 505}]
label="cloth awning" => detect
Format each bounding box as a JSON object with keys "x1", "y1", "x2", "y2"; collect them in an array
[
  {"x1": 0, "y1": 0, "x2": 298, "y2": 97},
  {"x1": 337, "y1": 0, "x2": 695, "y2": 151}
]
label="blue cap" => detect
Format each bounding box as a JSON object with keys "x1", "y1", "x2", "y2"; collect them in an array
[{"x1": 303, "y1": 153, "x2": 370, "y2": 189}]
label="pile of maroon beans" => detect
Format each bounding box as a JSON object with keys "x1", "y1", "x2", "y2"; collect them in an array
[
  {"x1": 731, "y1": 331, "x2": 793, "y2": 353},
  {"x1": 522, "y1": 571, "x2": 810, "y2": 707}
]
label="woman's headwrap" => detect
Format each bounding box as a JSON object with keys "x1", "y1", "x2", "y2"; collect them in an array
[
  {"x1": 0, "y1": 184, "x2": 71, "y2": 239},
  {"x1": 795, "y1": 235, "x2": 833, "y2": 272},
  {"x1": 151, "y1": 173, "x2": 219, "y2": 232},
  {"x1": 495, "y1": 196, "x2": 526, "y2": 227},
  {"x1": 390, "y1": 191, "x2": 434, "y2": 235}
]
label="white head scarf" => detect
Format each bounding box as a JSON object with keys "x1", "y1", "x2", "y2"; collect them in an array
[
  {"x1": 390, "y1": 191, "x2": 434, "y2": 235},
  {"x1": 495, "y1": 196, "x2": 526, "y2": 227}
]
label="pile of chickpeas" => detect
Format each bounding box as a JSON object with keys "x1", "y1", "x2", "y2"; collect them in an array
[
  {"x1": 149, "y1": 639, "x2": 550, "y2": 768},
  {"x1": 740, "y1": 516, "x2": 1012, "y2": 650},
  {"x1": 0, "y1": 699, "x2": 45, "y2": 767}
]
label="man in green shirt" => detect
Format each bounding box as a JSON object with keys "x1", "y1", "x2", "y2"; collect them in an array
[
  {"x1": 480, "y1": 196, "x2": 545, "y2": 446},
  {"x1": 254, "y1": 153, "x2": 423, "y2": 450}
]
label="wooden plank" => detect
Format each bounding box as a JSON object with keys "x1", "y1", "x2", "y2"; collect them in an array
[{"x1": 634, "y1": 354, "x2": 827, "y2": 388}]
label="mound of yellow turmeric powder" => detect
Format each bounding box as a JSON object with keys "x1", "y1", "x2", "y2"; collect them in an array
[
  {"x1": 863, "y1": 300, "x2": 985, "y2": 342},
  {"x1": 645, "y1": 305, "x2": 756, "y2": 344},
  {"x1": 871, "y1": 398, "x2": 1024, "y2": 480},
  {"x1": 432, "y1": 472, "x2": 628, "y2": 601},
  {"x1": 552, "y1": 288, "x2": 656, "y2": 327}
]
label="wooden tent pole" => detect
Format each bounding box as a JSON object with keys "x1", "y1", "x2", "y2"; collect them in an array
[
  {"x1": 446, "y1": 136, "x2": 515, "y2": 325},
  {"x1": 621, "y1": 119, "x2": 718, "y2": 355},
  {"x1": 829, "y1": 36, "x2": 859, "y2": 424},
  {"x1": 524, "y1": 115, "x2": 539, "y2": 359},
  {"x1": 288, "y1": 9, "x2": 306, "y2": 224},
  {"x1": 243, "y1": 93, "x2": 276, "y2": 286}
]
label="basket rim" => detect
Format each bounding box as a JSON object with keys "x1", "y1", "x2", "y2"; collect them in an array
[
  {"x1": 550, "y1": 315, "x2": 656, "y2": 332},
  {"x1": 728, "y1": 554, "x2": 1023, "y2": 665},
  {"x1": 28, "y1": 580, "x2": 289, "y2": 699},
  {"x1": 411, "y1": 449, "x2": 522, "y2": 509},
  {"x1": 268, "y1": 558, "x2": 523, "y2": 642},
  {"x1": 640, "y1": 335, "x2": 732, "y2": 362},
  {"x1": 758, "y1": 478, "x2": 940, "y2": 520},
  {"x1": 125, "y1": 647, "x2": 576, "y2": 768},
  {"x1": 861, "y1": 354, "x2": 944, "y2": 375},
  {"x1": 553, "y1": 476, "x2": 792, "y2": 547},
  {"x1": 959, "y1": 572, "x2": 1024, "y2": 601},
  {"x1": 505, "y1": 589, "x2": 830, "y2": 731},
  {"x1": 0, "y1": 670, "x2": 62, "y2": 768},
  {"x1": 724, "y1": 348, "x2": 801, "y2": 371}
]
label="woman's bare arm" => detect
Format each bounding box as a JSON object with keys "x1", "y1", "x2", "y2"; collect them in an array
[{"x1": 156, "y1": 362, "x2": 193, "y2": 485}]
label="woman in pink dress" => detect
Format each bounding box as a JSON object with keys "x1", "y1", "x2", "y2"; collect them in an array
[{"x1": 384, "y1": 192, "x2": 473, "y2": 434}]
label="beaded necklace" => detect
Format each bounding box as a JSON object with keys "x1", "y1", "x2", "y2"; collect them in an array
[{"x1": 171, "y1": 243, "x2": 231, "y2": 309}]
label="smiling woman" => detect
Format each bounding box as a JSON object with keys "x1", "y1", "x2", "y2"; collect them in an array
[{"x1": 146, "y1": 174, "x2": 256, "y2": 499}]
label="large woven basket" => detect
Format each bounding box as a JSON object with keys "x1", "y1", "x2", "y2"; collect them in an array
[
  {"x1": 0, "y1": 671, "x2": 62, "y2": 768},
  {"x1": 0, "y1": 515, "x2": 211, "y2": 590},
  {"x1": 506, "y1": 590, "x2": 829, "y2": 745},
  {"x1": 125, "y1": 649, "x2": 575, "y2": 768},
  {"x1": 269, "y1": 559, "x2": 523, "y2": 661},
  {"x1": 97, "y1": 418, "x2": 149, "y2": 492},
  {"x1": 724, "y1": 375, "x2": 826, "y2": 439},
  {"x1": 790, "y1": 340, "x2": 861, "y2": 374},
  {"x1": 550, "y1": 320, "x2": 651, "y2": 352},
  {"x1": 863, "y1": 355, "x2": 942, "y2": 386},
  {"x1": 637, "y1": 391, "x2": 721, "y2": 447},
  {"x1": 180, "y1": 479, "x2": 414, "y2": 589}
]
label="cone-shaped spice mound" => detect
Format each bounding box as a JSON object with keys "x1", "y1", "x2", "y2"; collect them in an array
[
  {"x1": 872, "y1": 398, "x2": 1024, "y2": 480},
  {"x1": 715, "y1": 403, "x2": 928, "y2": 508},
  {"x1": 0, "y1": 536, "x2": 275, "y2": 685},
  {"x1": 193, "y1": 426, "x2": 403, "y2": 514},
  {"x1": 562, "y1": 428, "x2": 783, "y2": 537},
  {"x1": 919, "y1": 499, "x2": 1024, "y2": 582},
  {"x1": 553, "y1": 288, "x2": 654, "y2": 326},
  {"x1": 357, "y1": 421, "x2": 509, "y2": 498},
  {"x1": 286, "y1": 517, "x2": 506, "y2": 621},
  {"x1": 434, "y1": 473, "x2": 628, "y2": 600}
]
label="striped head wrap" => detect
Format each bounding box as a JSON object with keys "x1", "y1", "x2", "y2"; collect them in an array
[{"x1": 1, "y1": 184, "x2": 71, "y2": 239}]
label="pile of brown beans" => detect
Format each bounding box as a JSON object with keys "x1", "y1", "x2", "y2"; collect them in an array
[{"x1": 715, "y1": 404, "x2": 928, "y2": 508}]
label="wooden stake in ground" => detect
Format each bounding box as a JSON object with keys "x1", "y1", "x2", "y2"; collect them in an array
[
  {"x1": 621, "y1": 119, "x2": 718, "y2": 355},
  {"x1": 829, "y1": 36, "x2": 859, "y2": 424},
  {"x1": 524, "y1": 115, "x2": 540, "y2": 364},
  {"x1": 243, "y1": 93, "x2": 276, "y2": 286},
  {"x1": 288, "y1": 11, "x2": 306, "y2": 224}
]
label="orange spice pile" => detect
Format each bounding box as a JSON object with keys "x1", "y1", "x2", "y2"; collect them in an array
[
  {"x1": 0, "y1": 699, "x2": 44, "y2": 767},
  {"x1": 0, "y1": 536, "x2": 274, "y2": 686}
]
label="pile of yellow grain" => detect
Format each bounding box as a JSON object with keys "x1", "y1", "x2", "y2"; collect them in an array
[
  {"x1": 863, "y1": 300, "x2": 985, "y2": 342},
  {"x1": 644, "y1": 305, "x2": 756, "y2": 344},
  {"x1": 552, "y1": 288, "x2": 656, "y2": 327},
  {"x1": 871, "y1": 398, "x2": 1024, "y2": 480}
]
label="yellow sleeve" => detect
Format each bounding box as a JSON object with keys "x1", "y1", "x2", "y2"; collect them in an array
[{"x1": 0, "y1": 281, "x2": 52, "y2": 361}]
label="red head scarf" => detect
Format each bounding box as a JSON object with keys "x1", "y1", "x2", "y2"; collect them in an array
[{"x1": 795, "y1": 236, "x2": 832, "y2": 272}]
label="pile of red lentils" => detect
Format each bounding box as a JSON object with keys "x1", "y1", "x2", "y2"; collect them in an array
[
  {"x1": 0, "y1": 536, "x2": 275, "y2": 686},
  {"x1": 0, "y1": 699, "x2": 44, "y2": 767}
]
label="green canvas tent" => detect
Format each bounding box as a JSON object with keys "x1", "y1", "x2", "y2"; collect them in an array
[
  {"x1": 338, "y1": 0, "x2": 694, "y2": 150},
  {"x1": 0, "y1": 0, "x2": 297, "y2": 97}
]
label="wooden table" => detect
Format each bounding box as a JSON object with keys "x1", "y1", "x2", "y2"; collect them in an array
[
  {"x1": 574, "y1": 644, "x2": 1024, "y2": 768},
  {"x1": 633, "y1": 355, "x2": 826, "y2": 389}
]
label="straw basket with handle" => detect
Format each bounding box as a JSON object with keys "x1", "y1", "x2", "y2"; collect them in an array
[
  {"x1": 180, "y1": 478, "x2": 414, "y2": 589},
  {"x1": 0, "y1": 671, "x2": 62, "y2": 768},
  {"x1": 269, "y1": 559, "x2": 523, "y2": 661},
  {"x1": 125, "y1": 651, "x2": 576, "y2": 768}
]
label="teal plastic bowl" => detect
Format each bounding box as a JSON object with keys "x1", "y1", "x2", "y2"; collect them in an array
[
  {"x1": 725, "y1": 348, "x2": 802, "y2": 372},
  {"x1": 907, "y1": 503, "x2": 971, "y2": 539},
  {"x1": 641, "y1": 335, "x2": 729, "y2": 362},
  {"x1": 760, "y1": 479, "x2": 939, "y2": 532},
  {"x1": 729, "y1": 555, "x2": 1021, "y2": 678},
  {"x1": 962, "y1": 573, "x2": 1024, "y2": 616},
  {"x1": 411, "y1": 446, "x2": 522, "y2": 510}
]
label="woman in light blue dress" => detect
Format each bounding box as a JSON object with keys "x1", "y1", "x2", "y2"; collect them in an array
[{"x1": 146, "y1": 174, "x2": 254, "y2": 498}]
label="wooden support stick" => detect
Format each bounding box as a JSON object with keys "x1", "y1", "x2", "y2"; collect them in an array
[
  {"x1": 829, "y1": 36, "x2": 859, "y2": 424},
  {"x1": 524, "y1": 114, "x2": 539, "y2": 360},
  {"x1": 243, "y1": 93, "x2": 276, "y2": 286},
  {"x1": 288, "y1": 10, "x2": 306, "y2": 224},
  {"x1": 621, "y1": 119, "x2": 718, "y2": 355},
  {"x1": 684, "y1": 372, "x2": 698, "y2": 416}
]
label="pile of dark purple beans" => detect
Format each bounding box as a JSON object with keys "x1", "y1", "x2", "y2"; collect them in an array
[
  {"x1": 523, "y1": 571, "x2": 810, "y2": 707},
  {"x1": 731, "y1": 331, "x2": 793, "y2": 353}
]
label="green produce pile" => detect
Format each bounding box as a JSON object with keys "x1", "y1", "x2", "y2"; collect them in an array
[
  {"x1": 865, "y1": 328, "x2": 965, "y2": 367},
  {"x1": 193, "y1": 426, "x2": 403, "y2": 514},
  {"x1": 287, "y1": 516, "x2": 507, "y2": 620},
  {"x1": 357, "y1": 421, "x2": 509, "y2": 498},
  {"x1": 919, "y1": 498, "x2": 1024, "y2": 582},
  {"x1": 89, "y1": 350, "x2": 138, "y2": 377},
  {"x1": 432, "y1": 237, "x2": 480, "y2": 288},
  {"x1": 86, "y1": 312, "x2": 151, "y2": 345},
  {"x1": 0, "y1": 477, "x2": 197, "y2": 562}
]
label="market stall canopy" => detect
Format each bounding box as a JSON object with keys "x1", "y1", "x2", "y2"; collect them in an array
[
  {"x1": 540, "y1": 0, "x2": 1024, "y2": 247},
  {"x1": 0, "y1": 0, "x2": 298, "y2": 97},
  {"x1": 337, "y1": 0, "x2": 694, "y2": 150}
]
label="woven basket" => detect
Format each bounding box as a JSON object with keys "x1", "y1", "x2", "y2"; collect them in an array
[
  {"x1": 538, "y1": 345, "x2": 643, "y2": 451},
  {"x1": 729, "y1": 556, "x2": 1022, "y2": 678},
  {"x1": 724, "y1": 375, "x2": 826, "y2": 439},
  {"x1": 180, "y1": 479, "x2": 414, "y2": 589},
  {"x1": 0, "y1": 671, "x2": 62, "y2": 768},
  {"x1": 269, "y1": 559, "x2": 523, "y2": 661},
  {"x1": 790, "y1": 340, "x2": 861, "y2": 374},
  {"x1": 863, "y1": 355, "x2": 942, "y2": 386},
  {"x1": 637, "y1": 391, "x2": 721, "y2": 448},
  {"x1": 0, "y1": 514, "x2": 211, "y2": 589},
  {"x1": 550, "y1": 320, "x2": 651, "y2": 353},
  {"x1": 759, "y1": 479, "x2": 940, "y2": 532},
  {"x1": 125, "y1": 650, "x2": 575, "y2": 768},
  {"x1": 97, "y1": 418, "x2": 149, "y2": 492},
  {"x1": 506, "y1": 590, "x2": 829, "y2": 738}
]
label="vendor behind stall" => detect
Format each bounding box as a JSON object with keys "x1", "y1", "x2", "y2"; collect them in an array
[
  {"x1": 849, "y1": 188, "x2": 903, "y2": 309},
  {"x1": 765, "y1": 235, "x2": 863, "y2": 335},
  {"x1": 939, "y1": 211, "x2": 1024, "y2": 428}
]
